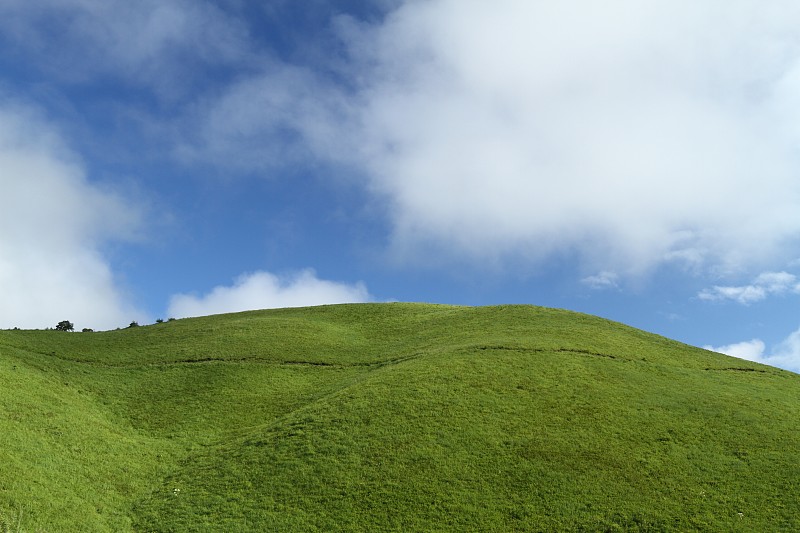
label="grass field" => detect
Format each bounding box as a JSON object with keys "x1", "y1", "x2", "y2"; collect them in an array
[{"x1": 1, "y1": 303, "x2": 798, "y2": 531}]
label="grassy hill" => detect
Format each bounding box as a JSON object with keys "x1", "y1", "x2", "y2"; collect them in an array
[{"x1": 0, "y1": 303, "x2": 798, "y2": 531}]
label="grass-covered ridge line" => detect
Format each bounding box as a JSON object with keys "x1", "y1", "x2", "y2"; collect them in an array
[{"x1": 1, "y1": 303, "x2": 798, "y2": 531}]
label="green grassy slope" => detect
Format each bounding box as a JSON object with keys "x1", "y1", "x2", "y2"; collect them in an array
[{"x1": 1, "y1": 303, "x2": 798, "y2": 531}]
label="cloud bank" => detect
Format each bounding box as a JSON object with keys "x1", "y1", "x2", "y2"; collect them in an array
[
  {"x1": 167, "y1": 270, "x2": 372, "y2": 318},
  {"x1": 191, "y1": 0, "x2": 800, "y2": 277},
  {"x1": 12, "y1": 1, "x2": 800, "y2": 281},
  {"x1": 0, "y1": 104, "x2": 145, "y2": 330}
]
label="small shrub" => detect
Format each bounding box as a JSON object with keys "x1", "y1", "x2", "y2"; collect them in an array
[
  {"x1": 82, "y1": 328, "x2": 94, "y2": 333},
  {"x1": 128, "y1": 321, "x2": 140, "y2": 328},
  {"x1": 156, "y1": 318, "x2": 164, "y2": 324}
]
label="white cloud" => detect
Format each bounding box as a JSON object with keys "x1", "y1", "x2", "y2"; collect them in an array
[
  {"x1": 0, "y1": 103, "x2": 146, "y2": 330},
  {"x1": 581, "y1": 271, "x2": 619, "y2": 290},
  {"x1": 703, "y1": 339, "x2": 766, "y2": 362},
  {"x1": 167, "y1": 269, "x2": 372, "y2": 318},
  {"x1": 353, "y1": 0, "x2": 800, "y2": 273},
  {"x1": 192, "y1": 0, "x2": 800, "y2": 277},
  {"x1": 698, "y1": 271, "x2": 800, "y2": 304},
  {"x1": 698, "y1": 285, "x2": 767, "y2": 305},
  {"x1": 771, "y1": 328, "x2": 800, "y2": 373},
  {"x1": 704, "y1": 328, "x2": 800, "y2": 373},
  {"x1": 754, "y1": 271, "x2": 800, "y2": 293}
]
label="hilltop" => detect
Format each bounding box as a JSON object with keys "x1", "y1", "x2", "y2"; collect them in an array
[{"x1": 1, "y1": 303, "x2": 798, "y2": 531}]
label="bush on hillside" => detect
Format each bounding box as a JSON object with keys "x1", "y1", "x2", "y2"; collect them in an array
[{"x1": 55, "y1": 320, "x2": 74, "y2": 332}]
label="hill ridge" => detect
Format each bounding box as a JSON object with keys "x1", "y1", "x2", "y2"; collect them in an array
[{"x1": 1, "y1": 303, "x2": 798, "y2": 531}]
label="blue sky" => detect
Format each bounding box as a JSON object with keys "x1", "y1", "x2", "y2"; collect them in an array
[{"x1": 3, "y1": 0, "x2": 800, "y2": 372}]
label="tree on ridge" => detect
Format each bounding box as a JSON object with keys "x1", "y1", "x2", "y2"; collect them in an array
[{"x1": 55, "y1": 320, "x2": 74, "y2": 332}]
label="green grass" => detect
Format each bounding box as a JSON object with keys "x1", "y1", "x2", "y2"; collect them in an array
[{"x1": 1, "y1": 303, "x2": 798, "y2": 531}]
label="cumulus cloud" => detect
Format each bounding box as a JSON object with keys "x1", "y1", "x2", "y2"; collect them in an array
[
  {"x1": 698, "y1": 271, "x2": 800, "y2": 304},
  {"x1": 167, "y1": 269, "x2": 372, "y2": 319},
  {"x1": 191, "y1": 0, "x2": 800, "y2": 277},
  {"x1": 352, "y1": 0, "x2": 800, "y2": 272},
  {"x1": 0, "y1": 103, "x2": 146, "y2": 330},
  {"x1": 705, "y1": 329, "x2": 800, "y2": 373}
]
